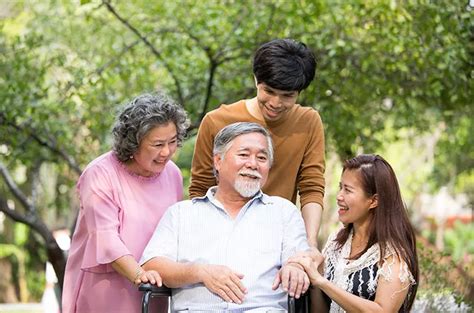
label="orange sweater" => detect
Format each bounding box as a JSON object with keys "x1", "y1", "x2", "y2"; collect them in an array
[{"x1": 190, "y1": 100, "x2": 325, "y2": 207}]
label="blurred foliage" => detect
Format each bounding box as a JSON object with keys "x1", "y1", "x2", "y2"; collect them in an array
[
  {"x1": 1, "y1": 0, "x2": 472, "y2": 165},
  {"x1": 173, "y1": 135, "x2": 196, "y2": 198},
  {"x1": 417, "y1": 241, "x2": 472, "y2": 307},
  {"x1": 0, "y1": 225, "x2": 29, "y2": 301},
  {"x1": 434, "y1": 115, "x2": 474, "y2": 207},
  {"x1": 0, "y1": 0, "x2": 472, "y2": 301},
  {"x1": 22, "y1": 232, "x2": 48, "y2": 301},
  {"x1": 443, "y1": 221, "x2": 474, "y2": 263}
]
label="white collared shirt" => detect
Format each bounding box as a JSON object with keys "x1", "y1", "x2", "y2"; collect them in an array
[{"x1": 140, "y1": 187, "x2": 309, "y2": 312}]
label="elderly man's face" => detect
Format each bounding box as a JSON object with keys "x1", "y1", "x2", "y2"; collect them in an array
[{"x1": 214, "y1": 132, "x2": 271, "y2": 198}]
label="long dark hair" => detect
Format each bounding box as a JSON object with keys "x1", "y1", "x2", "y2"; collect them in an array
[{"x1": 335, "y1": 154, "x2": 419, "y2": 312}]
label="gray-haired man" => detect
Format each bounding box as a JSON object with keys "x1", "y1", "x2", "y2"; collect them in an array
[{"x1": 140, "y1": 122, "x2": 311, "y2": 312}]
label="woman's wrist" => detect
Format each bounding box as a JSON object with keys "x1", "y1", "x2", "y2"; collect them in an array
[
  {"x1": 133, "y1": 266, "x2": 145, "y2": 282},
  {"x1": 308, "y1": 269, "x2": 326, "y2": 288},
  {"x1": 312, "y1": 275, "x2": 328, "y2": 290}
]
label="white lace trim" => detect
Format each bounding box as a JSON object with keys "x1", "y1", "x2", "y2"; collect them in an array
[{"x1": 322, "y1": 229, "x2": 416, "y2": 313}]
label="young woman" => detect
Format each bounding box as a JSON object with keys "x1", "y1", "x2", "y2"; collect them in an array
[{"x1": 290, "y1": 154, "x2": 418, "y2": 312}]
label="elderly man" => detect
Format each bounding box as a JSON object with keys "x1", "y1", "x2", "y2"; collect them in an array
[{"x1": 140, "y1": 122, "x2": 311, "y2": 312}]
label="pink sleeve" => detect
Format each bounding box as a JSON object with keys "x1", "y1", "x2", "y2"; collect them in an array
[{"x1": 77, "y1": 165, "x2": 130, "y2": 272}]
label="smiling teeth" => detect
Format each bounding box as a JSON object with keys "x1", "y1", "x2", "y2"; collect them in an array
[{"x1": 241, "y1": 174, "x2": 258, "y2": 179}]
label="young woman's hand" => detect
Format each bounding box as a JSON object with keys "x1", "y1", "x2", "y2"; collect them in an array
[{"x1": 287, "y1": 254, "x2": 325, "y2": 287}]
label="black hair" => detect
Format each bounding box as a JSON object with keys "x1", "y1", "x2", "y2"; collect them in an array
[{"x1": 253, "y1": 39, "x2": 316, "y2": 92}]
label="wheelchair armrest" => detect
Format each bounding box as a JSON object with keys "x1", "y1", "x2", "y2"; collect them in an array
[
  {"x1": 138, "y1": 283, "x2": 171, "y2": 296},
  {"x1": 139, "y1": 283, "x2": 171, "y2": 313},
  {"x1": 138, "y1": 284, "x2": 307, "y2": 313},
  {"x1": 288, "y1": 292, "x2": 309, "y2": 313},
  {"x1": 288, "y1": 296, "x2": 296, "y2": 313}
]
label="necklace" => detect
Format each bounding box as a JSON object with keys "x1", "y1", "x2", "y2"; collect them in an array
[
  {"x1": 351, "y1": 233, "x2": 368, "y2": 249},
  {"x1": 352, "y1": 239, "x2": 368, "y2": 249}
]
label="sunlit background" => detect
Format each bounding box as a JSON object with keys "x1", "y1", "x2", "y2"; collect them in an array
[{"x1": 0, "y1": 1, "x2": 472, "y2": 312}]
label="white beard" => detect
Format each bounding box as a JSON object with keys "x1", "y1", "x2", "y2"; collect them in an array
[{"x1": 234, "y1": 177, "x2": 261, "y2": 198}]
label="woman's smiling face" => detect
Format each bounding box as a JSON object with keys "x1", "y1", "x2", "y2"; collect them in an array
[
  {"x1": 337, "y1": 169, "x2": 378, "y2": 228},
  {"x1": 128, "y1": 122, "x2": 178, "y2": 177}
]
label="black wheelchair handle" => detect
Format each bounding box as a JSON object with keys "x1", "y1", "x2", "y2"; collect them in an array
[{"x1": 138, "y1": 283, "x2": 171, "y2": 295}]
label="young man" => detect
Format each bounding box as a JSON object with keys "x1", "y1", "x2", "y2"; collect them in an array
[
  {"x1": 190, "y1": 39, "x2": 325, "y2": 248},
  {"x1": 141, "y1": 123, "x2": 310, "y2": 311}
]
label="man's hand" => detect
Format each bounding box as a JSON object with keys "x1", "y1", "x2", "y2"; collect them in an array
[
  {"x1": 287, "y1": 253, "x2": 326, "y2": 287},
  {"x1": 272, "y1": 263, "x2": 310, "y2": 299},
  {"x1": 199, "y1": 264, "x2": 247, "y2": 304}
]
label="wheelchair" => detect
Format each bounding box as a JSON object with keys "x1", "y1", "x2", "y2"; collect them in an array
[{"x1": 139, "y1": 283, "x2": 309, "y2": 313}]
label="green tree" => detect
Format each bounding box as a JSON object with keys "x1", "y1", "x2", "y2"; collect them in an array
[{"x1": 0, "y1": 0, "x2": 472, "y2": 295}]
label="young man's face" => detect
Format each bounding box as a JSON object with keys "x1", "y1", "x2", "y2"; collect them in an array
[{"x1": 255, "y1": 82, "x2": 299, "y2": 122}]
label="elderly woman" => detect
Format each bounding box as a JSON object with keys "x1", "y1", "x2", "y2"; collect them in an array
[{"x1": 62, "y1": 93, "x2": 189, "y2": 313}]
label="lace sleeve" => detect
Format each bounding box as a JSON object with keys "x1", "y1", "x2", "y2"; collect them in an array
[{"x1": 379, "y1": 253, "x2": 416, "y2": 288}]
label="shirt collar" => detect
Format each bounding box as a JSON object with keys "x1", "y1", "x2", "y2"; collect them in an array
[{"x1": 192, "y1": 186, "x2": 272, "y2": 206}]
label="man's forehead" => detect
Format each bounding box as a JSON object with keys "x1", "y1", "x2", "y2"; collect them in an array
[
  {"x1": 235, "y1": 145, "x2": 268, "y2": 153},
  {"x1": 231, "y1": 133, "x2": 268, "y2": 150}
]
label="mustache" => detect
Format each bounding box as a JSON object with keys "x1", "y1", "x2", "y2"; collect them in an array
[{"x1": 238, "y1": 170, "x2": 262, "y2": 179}]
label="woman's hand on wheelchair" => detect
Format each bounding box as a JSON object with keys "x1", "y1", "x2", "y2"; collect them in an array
[{"x1": 134, "y1": 269, "x2": 163, "y2": 287}]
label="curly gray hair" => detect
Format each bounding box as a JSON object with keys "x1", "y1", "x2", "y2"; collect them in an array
[{"x1": 112, "y1": 93, "x2": 189, "y2": 162}]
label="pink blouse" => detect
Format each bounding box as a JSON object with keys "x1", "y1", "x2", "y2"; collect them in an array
[{"x1": 62, "y1": 151, "x2": 183, "y2": 313}]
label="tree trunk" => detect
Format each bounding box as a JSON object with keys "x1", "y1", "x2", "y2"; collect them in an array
[
  {"x1": 0, "y1": 258, "x2": 18, "y2": 303},
  {"x1": 0, "y1": 195, "x2": 67, "y2": 291}
]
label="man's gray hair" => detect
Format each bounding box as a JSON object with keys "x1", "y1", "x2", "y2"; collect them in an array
[
  {"x1": 112, "y1": 92, "x2": 189, "y2": 162},
  {"x1": 213, "y1": 122, "x2": 274, "y2": 165}
]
